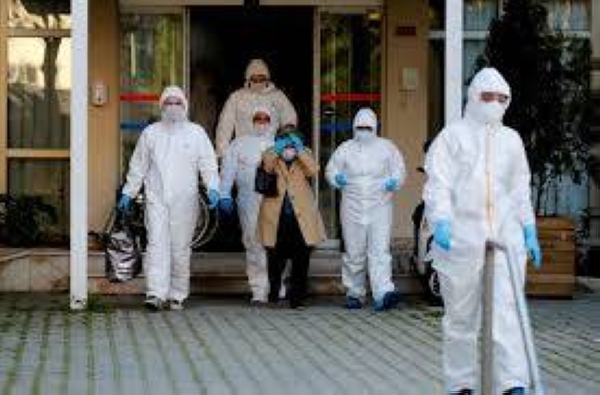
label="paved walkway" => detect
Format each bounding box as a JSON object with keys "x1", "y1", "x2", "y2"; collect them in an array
[{"x1": 0, "y1": 291, "x2": 599, "y2": 395}]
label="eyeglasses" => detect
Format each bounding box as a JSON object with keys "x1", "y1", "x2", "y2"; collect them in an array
[
  {"x1": 164, "y1": 100, "x2": 183, "y2": 106},
  {"x1": 253, "y1": 116, "x2": 271, "y2": 123},
  {"x1": 480, "y1": 92, "x2": 509, "y2": 104},
  {"x1": 249, "y1": 75, "x2": 267, "y2": 84},
  {"x1": 355, "y1": 126, "x2": 373, "y2": 131}
]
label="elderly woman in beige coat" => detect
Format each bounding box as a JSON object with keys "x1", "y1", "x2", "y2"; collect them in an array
[{"x1": 257, "y1": 129, "x2": 326, "y2": 309}]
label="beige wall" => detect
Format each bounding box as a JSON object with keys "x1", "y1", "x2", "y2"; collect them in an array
[
  {"x1": 89, "y1": 0, "x2": 120, "y2": 231},
  {"x1": 383, "y1": 0, "x2": 429, "y2": 241}
]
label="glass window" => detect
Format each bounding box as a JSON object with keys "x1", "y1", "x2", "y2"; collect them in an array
[
  {"x1": 464, "y1": 0, "x2": 498, "y2": 31},
  {"x1": 428, "y1": 40, "x2": 444, "y2": 137},
  {"x1": 429, "y1": 0, "x2": 444, "y2": 30},
  {"x1": 120, "y1": 13, "x2": 184, "y2": 176},
  {"x1": 8, "y1": 159, "x2": 69, "y2": 241},
  {"x1": 7, "y1": 37, "x2": 71, "y2": 149},
  {"x1": 542, "y1": 0, "x2": 590, "y2": 31},
  {"x1": 8, "y1": 0, "x2": 71, "y2": 30}
]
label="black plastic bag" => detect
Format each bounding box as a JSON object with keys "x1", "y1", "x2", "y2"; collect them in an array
[
  {"x1": 255, "y1": 163, "x2": 278, "y2": 197},
  {"x1": 105, "y1": 210, "x2": 143, "y2": 283}
]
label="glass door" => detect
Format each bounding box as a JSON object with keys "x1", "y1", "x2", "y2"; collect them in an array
[
  {"x1": 317, "y1": 8, "x2": 382, "y2": 243},
  {"x1": 119, "y1": 8, "x2": 185, "y2": 177}
]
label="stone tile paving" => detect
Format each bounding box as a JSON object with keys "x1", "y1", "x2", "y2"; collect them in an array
[{"x1": 0, "y1": 292, "x2": 598, "y2": 395}]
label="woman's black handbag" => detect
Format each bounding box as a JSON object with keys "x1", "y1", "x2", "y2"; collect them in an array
[{"x1": 255, "y1": 163, "x2": 278, "y2": 197}]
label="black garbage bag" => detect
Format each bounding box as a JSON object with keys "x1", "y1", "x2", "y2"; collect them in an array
[{"x1": 105, "y1": 210, "x2": 143, "y2": 283}]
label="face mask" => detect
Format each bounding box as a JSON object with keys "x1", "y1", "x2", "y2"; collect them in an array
[
  {"x1": 355, "y1": 130, "x2": 374, "y2": 142},
  {"x1": 162, "y1": 104, "x2": 186, "y2": 123},
  {"x1": 478, "y1": 101, "x2": 506, "y2": 124},
  {"x1": 253, "y1": 123, "x2": 271, "y2": 135},
  {"x1": 282, "y1": 147, "x2": 297, "y2": 162},
  {"x1": 249, "y1": 81, "x2": 268, "y2": 92}
]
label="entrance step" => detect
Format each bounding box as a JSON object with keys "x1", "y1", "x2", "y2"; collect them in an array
[{"x1": 0, "y1": 248, "x2": 422, "y2": 294}]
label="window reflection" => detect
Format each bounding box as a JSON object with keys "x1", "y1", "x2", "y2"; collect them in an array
[
  {"x1": 542, "y1": 0, "x2": 590, "y2": 31},
  {"x1": 8, "y1": 0, "x2": 71, "y2": 30},
  {"x1": 464, "y1": 0, "x2": 498, "y2": 31},
  {"x1": 8, "y1": 37, "x2": 71, "y2": 149}
]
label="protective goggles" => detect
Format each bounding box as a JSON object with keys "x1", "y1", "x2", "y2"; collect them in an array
[
  {"x1": 480, "y1": 92, "x2": 509, "y2": 104},
  {"x1": 355, "y1": 125, "x2": 374, "y2": 131}
]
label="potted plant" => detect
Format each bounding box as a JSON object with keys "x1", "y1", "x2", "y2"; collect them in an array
[
  {"x1": 0, "y1": 194, "x2": 57, "y2": 247},
  {"x1": 475, "y1": 0, "x2": 592, "y2": 297}
]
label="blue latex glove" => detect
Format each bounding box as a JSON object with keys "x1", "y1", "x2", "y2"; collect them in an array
[
  {"x1": 274, "y1": 137, "x2": 289, "y2": 155},
  {"x1": 334, "y1": 173, "x2": 347, "y2": 189},
  {"x1": 219, "y1": 197, "x2": 234, "y2": 215},
  {"x1": 288, "y1": 134, "x2": 304, "y2": 152},
  {"x1": 117, "y1": 194, "x2": 132, "y2": 211},
  {"x1": 524, "y1": 224, "x2": 542, "y2": 268},
  {"x1": 383, "y1": 177, "x2": 400, "y2": 192},
  {"x1": 433, "y1": 220, "x2": 451, "y2": 251},
  {"x1": 207, "y1": 189, "x2": 220, "y2": 210}
]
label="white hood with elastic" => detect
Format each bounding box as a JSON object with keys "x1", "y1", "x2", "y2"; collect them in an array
[
  {"x1": 352, "y1": 107, "x2": 378, "y2": 135},
  {"x1": 159, "y1": 85, "x2": 189, "y2": 117},
  {"x1": 465, "y1": 67, "x2": 511, "y2": 125},
  {"x1": 245, "y1": 58, "x2": 271, "y2": 81}
]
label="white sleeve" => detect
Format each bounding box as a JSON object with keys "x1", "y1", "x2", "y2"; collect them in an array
[
  {"x1": 219, "y1": 142, "x2": 238, "y2": 198},
  {"x1": 511, "y1": 135, "x2": 536, "y2": 227},
  {"x1": 215, "y1": 93, "x2": 237, "y2": 157},
  {"x1": 423, "y1": 130, "x2": 457, "y2": 225},
  {"x1": 325, "y1": 145, "x2": 345, "y2": 187},
  {"x1": 274, "y1": 90, "x2": 298, "y2": 127},
  {"x1": 387, "y1": 141, "x2": 406, "y2": 186},
  {"x1": 121, "y1": 130, "x2": 150, "y2": 198},
  {"x1": 197, "y1": 129, "x2": 220, "y2": 192}
]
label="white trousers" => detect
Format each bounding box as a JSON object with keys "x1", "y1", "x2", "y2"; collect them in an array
[
  {"x1": 435, "y1": 249, "x2": 529, "y2": 393},
  {"x1": 341, "y1": 202, "x2": 395, "y2": 301},
  {"x1": 144, "y1": 198, "x2": 198, "y2": 302}
]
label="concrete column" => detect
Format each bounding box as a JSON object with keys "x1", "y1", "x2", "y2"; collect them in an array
[
  {"x1": 445, "y1": 0, "x2": 463, "y2": 123},
  {"x1": 70, "y1": 0, "x2": 89, "y2": 310}
]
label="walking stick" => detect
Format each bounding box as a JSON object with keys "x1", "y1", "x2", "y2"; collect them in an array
[{"x1": 483, "y1": 240, "x2": 545, "y2": 395}]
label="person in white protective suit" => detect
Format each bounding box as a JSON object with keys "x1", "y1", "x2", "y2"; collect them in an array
[
  {"x1": 423, "y1": 68, "x2": 542, "y2": 395},
  {"x1": 219, "y1": 106, "x2": 276, "y2": 304},
  {"x1": 215, "y1": 58, "x2": 297, "y2": 157},
  {"x1": 326, "y1": 107, "x2": 406, "y2": 311},
  {"x1": 118, "y1": 86, "x2": 220, "y2": 311}
]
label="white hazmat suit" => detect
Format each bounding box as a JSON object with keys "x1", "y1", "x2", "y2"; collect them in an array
[
  {"x1": 122, "y1": 86, "x2": 219, "y2": 303},
  {"x1": 220, "y1": 107, "x2": 275, "y2": 302},
  {"x1": 215, "y1": 58, "x2": 297, "y2": 157},
  {"x1": 326, "y1": 108, "x2": 406, "y2": 304},
  {"x1": 423, "y1": 68, "x2": 535, "y2": 393}
]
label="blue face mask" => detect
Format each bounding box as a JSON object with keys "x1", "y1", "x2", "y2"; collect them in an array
[
  {"x1": 355, "y1": 130, "x2": 374, "y2": 142},
  {"x1": 282, "y1": 147, "x2": 297, "y2": 162}
]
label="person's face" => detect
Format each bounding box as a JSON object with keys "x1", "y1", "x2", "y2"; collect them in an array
[
  {"x1": 162, "y1": 97, "x2": 184, "y2": 109},
  {"x1": 252, "y1": 112, "x2": 271, "y2": 133},
  {"x1": 480, "y1": 91, "x2": 509, "y2": 104},
  {"x1": 249, "y1": 74, "x2": 268, "y2": 84}
]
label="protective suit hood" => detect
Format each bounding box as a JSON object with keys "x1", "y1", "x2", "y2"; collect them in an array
[
  {"x1": 352, "y1": 108, "x2": 378, "y2": 136},
  {"x1": 159, "y1": 85, "x2": 189, "y2": 118},
  {"x1": 251, "y1": 105, "x2": 276, "y2": 136},
  {"x1": 465, "y1": 68, "x2": 511, "y2": 126},
  {"x1": 245, "y1": 59, "x2": 271, "y2": 80}
]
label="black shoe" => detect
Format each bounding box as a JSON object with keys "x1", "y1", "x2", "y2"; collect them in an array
[
  {"x1": 144, "y1": 296, "x2": 164, "y2": 312},
  {"x1": 503, "y1": 387, "x2": 525, "y2": 395},
  {"x1": 289, "y1": 299, "x2": 305, "y2": 310}
]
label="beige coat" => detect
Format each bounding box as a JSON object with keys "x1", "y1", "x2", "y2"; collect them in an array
[{"x1": 257, "y1": 149, "x2": 326, "y2": 247}]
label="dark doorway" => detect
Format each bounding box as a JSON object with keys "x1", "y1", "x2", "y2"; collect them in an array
[
  {"x1": 189, "y1": 6, "x2": 313, "y2": 252},
  {"x1": 189, "y1": 6, "x2": 314, "y2": 142}
]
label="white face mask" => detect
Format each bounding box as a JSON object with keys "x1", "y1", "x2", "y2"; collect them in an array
[
  {"x1": 253, "y1": 123, "x2": 271, "y2": 135},
  {"x1": 355, "y1": 130, "x2": 375, "y2": 142},
  {"x1": 478, "y1": 101, "x2": 506, "y2": 125},
  {"x1": 162, "y1": 104, "x2": 186, "y2": 123},
  {"x1": 249, "y1": 81, "x2": 268, "y2": 92},
  {"x1": 282, "y1": 147, "x2": 297, "y2": 162}
]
